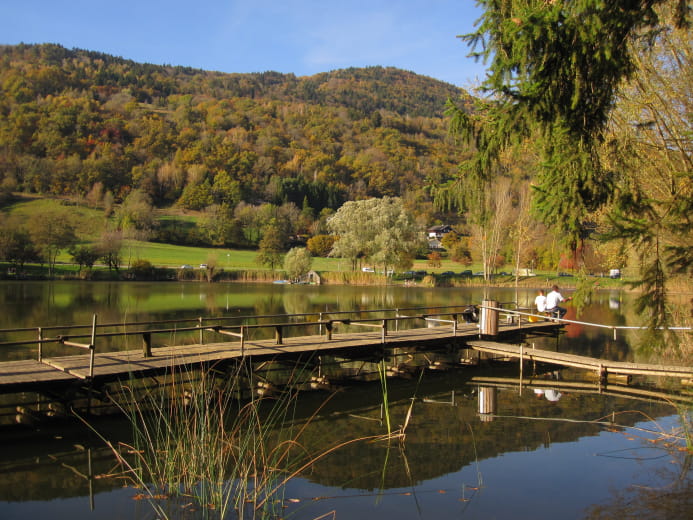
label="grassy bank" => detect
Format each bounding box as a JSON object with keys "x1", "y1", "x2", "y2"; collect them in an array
[{"x1": 2, "y1": 196, "x2": 636, "y2": 289}]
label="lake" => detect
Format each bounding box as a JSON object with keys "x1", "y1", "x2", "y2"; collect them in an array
[{"x1": 0, "y1": 281, "x2": 690, "y2": 520}]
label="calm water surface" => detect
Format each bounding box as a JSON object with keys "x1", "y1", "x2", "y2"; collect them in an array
[{"x1": 0, "y1": 281, "x2": 690, "y2": 519}]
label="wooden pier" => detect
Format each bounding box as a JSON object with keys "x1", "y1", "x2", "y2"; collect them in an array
[
  {"x1": 0, "y1": 318, "x2": 557, "y2": 392},
  {"x1": 0, "y1": 304, "x2": 691, "y2": 394}
]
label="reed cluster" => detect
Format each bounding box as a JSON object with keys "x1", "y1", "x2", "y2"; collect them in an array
[
  {"x1": 79, "y1": 353, "x2": 421, "y2": 519},
  {"x1": 100, "y1": 363, "x2": 318, "y2": 519}
]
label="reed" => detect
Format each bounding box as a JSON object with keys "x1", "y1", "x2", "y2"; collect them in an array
[
  {"x1": 377, "y1": 359, "x2": 392, "y2": 435},
  {"x1": 87, "y1": 361, "x2": 339, "y2": 519}
]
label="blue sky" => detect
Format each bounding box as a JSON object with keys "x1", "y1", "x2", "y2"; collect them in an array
[{"x1": 2, "y1": 1, "x2": 488, "y2": 87}]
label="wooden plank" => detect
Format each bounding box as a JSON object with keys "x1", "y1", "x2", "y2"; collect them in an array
[{"x1": 0, "y1": 359, "x2": 79, "y2": 386}]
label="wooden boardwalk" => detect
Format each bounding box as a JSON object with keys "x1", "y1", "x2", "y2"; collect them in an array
[
  {"x1": 0, "y1": 321, "x2": 555, "y2": 392},
  {"x1": 2, "y1": 309, "x2": 690, "y2": 394},
  {"x1": 468, "y1": 340, "x2": 693, "y2": 381}
]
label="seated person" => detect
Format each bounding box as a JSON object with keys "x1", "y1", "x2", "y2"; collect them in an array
[
  {"x1": 534, "y1": 289, "x2": 547, "y2": 314},
  {"x1": 546, "y1": 285, "x2": 571, "y2": 319}
]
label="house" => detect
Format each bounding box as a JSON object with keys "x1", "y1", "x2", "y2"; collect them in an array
[
  {"x1": 427, "y1": 225, "x2": 457, "y2": 250},
  {"x1": 427, "y1": 225, "x2": 456, "y2": 240},
  {"x1": 298, "y1": 270, "x2": 321, "y2": 285}
]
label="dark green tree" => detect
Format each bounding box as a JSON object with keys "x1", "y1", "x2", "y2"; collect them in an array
[
  {"x1": 0, "y1": 218, "x2": 42, "y2": 268},
  {"x1": 444, "y1": 0, "x2": 688, "y2": 252},
  {"x1": 69, "y1": 245, "x2": 100, "y2": 275}
]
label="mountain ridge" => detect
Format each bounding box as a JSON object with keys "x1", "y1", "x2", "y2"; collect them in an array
[
  {"x1": 0, "y1": 42, "x2": 470, "y2": 228},
  {"x1": 0, "y1": 43, "x2": 469, "y2": 117}
]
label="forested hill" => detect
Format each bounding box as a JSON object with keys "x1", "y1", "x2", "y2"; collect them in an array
[{"x1": 0, "y1": 43, "x2": 472, "y2": 215}]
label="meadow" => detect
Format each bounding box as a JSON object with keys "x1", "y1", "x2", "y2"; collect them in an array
[{"x1": 2, "y1": 196, "x2": 627, "y2": 288}]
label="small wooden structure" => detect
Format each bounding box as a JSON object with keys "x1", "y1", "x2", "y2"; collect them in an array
[{"x1": 301, "y1": 270, "x2": 321, "y2": 284}]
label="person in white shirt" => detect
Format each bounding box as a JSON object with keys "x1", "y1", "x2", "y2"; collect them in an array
[
  {"x1": 534, "y1": 289, "x2": 547, "y2": 314},
  {"x1": 546, "y1": 285, "x2": 570, "y2": 319}
]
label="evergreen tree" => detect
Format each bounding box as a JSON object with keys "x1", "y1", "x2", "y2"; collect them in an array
[
  {"x1": 444, "y1": 0, "x2": 690, "y2": 333},
  {"x1": 444, "y1": 0, "x2": 688, "y2": 252}
]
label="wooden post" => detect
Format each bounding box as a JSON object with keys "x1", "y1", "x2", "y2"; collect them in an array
[
  {"x1": 142, "y1": 332, "x2": 152, "y2": 357},
  {"x1": 37, "y1": 327, "x2": 43, "y2": 362},
  {"x1": 198, "y1": 317, "x2": 204, "y2": 344},
  {"x1": 381, "y1": 319, "x2": 387, "y2": 343},
  {"x1": 452, "y1": 314, "x2": 458, "y2": 336},
  {"x1": 88, "y1": 448, "x2": 94, "y2": 511},
  {"x1": 240, "y1": 325, "x2": 245, "y2": 356},
  {"x1": 480, "y1": 300, "x2": 499, "y2": 338},
  {"x1": 88, "y1": 314, "x2": 97, "y2": 379}
]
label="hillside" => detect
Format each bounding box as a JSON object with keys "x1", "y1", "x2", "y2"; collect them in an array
[{"x1": 0, "y1": 43, "x2": 473, "y2": 220}]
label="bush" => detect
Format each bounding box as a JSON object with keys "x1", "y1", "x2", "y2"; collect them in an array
[{"x1": 129, "y1": 259, "x2": 155, "y2": 279}]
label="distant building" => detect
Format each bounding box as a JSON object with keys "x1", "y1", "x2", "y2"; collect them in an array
[
  {"x1": 299, "y1": 270, "x2": 321, "y2": 285},
  {"x1": 427, "y1": 225, "x2": 455, "y2": 240},
  {"x1": 426, "y1": 224, "x2": 460, "y2": 250}
]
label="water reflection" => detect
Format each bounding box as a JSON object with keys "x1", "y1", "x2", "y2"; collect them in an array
[
  {"x1": 0, "y1": 281, "x2": 690, "y2": 519},
  {"x1": 0, "y1": 360, "x2": 688, "y2": 518}
]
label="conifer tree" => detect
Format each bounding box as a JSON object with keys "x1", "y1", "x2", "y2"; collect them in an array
[
  {"x1": 443, "y1": 0, "x2": 690, "y2": 334},
  {"x1": 444, "y1": 0, "x2": 688, "y2": 252}
]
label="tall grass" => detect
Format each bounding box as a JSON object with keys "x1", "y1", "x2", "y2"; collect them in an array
[
  {"x1": 84, "y1": 362, "x2": 327, "y2": 519},
  {"x1": 80, "y1": 358, "x2": 405, "y2": 520}
]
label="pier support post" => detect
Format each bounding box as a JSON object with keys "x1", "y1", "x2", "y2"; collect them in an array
[
  {"x1": 37, "y1": 327, "x2": 43, "y2": 362},
  {"x1": 478, "y1": 386, "x2": 497, "y2": 422},
  {"x1": 599, "y1": 364, "x2": 607, "y2": 389},
  {"x1": 480, "y1": 300, "x2": 499, "y2": 338},
  {"x1": 519, "y1": 343, "x2": 524, "y2": 392},
  {"x1": 142, "y1": 332, "x2": 152, "y2": 357}
]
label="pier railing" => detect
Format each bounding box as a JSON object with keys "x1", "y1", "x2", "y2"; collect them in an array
[
  {"x1": 0, "y1": 304, "x2": 481, "y2": 371},
  {"x1": 478, "y1": 303, "x2": 692, "y2": 340},
  {"x1": 2, "y1": 302, "x2": 689, "y2": 379}
]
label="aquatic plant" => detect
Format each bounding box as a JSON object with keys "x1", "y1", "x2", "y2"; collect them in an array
[
  {"x1": 76, "y1": 354, "x2": 417, "y2": 520},
  {"x1": 377, "y1": 359, "x2": 392, "y2": 435},
  {"x1": 76, "y1": 361, "x2": 339, "y2": 519}
]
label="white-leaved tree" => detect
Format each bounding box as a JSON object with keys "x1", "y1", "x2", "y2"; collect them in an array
[
  {"x1": 284, "y1": 247, "x2": 312, "y2": 282},
  {"x1": 327, "y1": 197, "x2": 425, "y2": 273}
]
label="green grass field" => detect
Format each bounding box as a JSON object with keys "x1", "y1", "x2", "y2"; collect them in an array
[{"x1": 4, "y1": 195, "x2": 627, "y2": 287}]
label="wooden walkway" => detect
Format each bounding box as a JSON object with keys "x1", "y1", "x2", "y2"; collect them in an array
[
  {"x1": 468, "y1": 340, "x2": 693, "y2": 381},
  {"x1": 2, "y1": 308, "x2": 690, "y2": 394},
  {"x1": 0, "y1": 321, "x2": 556, "y2": 392}
]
